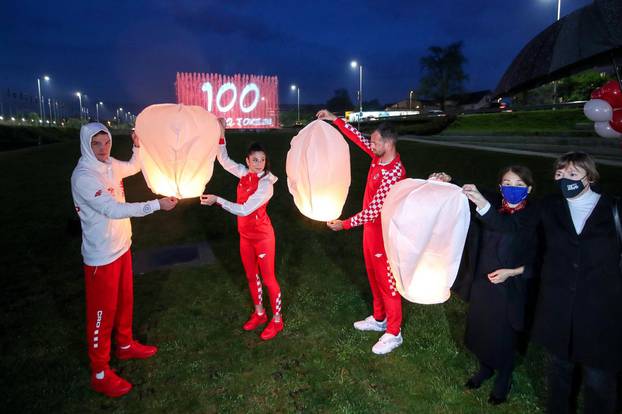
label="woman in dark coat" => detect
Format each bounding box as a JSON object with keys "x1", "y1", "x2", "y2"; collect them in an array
[
  {"x1": 440, "y1": 166, "x2": 536, "y2": 405},
  {"x1": 464, "y1": 152, "x2": 622, "y2": 414}
]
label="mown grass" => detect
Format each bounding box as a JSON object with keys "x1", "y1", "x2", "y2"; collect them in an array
[
  {"x1": 443, "y1": 109, "x2": 595, "y2": 136},
  {"x1": 1, "y1": 130, "x2": 620, "y2": 413}
]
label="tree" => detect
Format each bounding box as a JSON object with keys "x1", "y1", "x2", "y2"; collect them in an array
[
  {"x1": 419, "y1": 42, "x2": 468, "y2": 110},
  {"x1": 512, "y1": 70, "x2": 614, "y2": 106},
  {"x1": 326, "y1": 89, "x2": 354, "y2": 113},
  {"x1": 557, "y1": 70, "x2": 613, "y2": 102},
  {"x1": 363, "y1": 99, "x2": 383, "y2": 110}
]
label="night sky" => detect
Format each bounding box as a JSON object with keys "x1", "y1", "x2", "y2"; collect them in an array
[{"x1": 2, "y1": 0, "x2": 593, "y2": 114}]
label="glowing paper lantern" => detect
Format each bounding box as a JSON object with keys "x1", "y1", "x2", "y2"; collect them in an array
[
  {"x1": 135, "y1": 104, "x2": 220, "y2": 198},
  {"x1": 286, "y1": 120, "x2": 351, "y2": 221},
  {"x1": 382, "y1": 179, "x2": 470, "y2": 304}
]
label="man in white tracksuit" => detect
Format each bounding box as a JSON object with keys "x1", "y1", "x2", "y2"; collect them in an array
[{"x1": 71, "y1": 123, "x2": 177, "y2": 397}]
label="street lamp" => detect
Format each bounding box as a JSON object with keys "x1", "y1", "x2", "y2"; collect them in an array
[
  {"x1": 37, "y1": 75, "x2": 50, "y2": 124},
  {"x1": 76, "y1": 92, "x2": 83, "y2": 120},
  {"x1": 96, "y1": 101, "x2": 103, "y2": 122},
  {"x1": 48, "y1": 98, "x2": 53, "y2": 125},
  {"x1": 409, "y1": 90, "x2": 414, "y2": 111},
  {"x1": 551, "y1": 0, "x2": 562, "y2": 106},
  {"x1": 350, "y1": 60, "x2": 363, "y2": 123},
  {"x1": 290, "y1": 84, "x2": 300, "y2": 124}
]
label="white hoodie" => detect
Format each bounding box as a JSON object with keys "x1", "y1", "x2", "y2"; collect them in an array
[{"x1": 71, "y1": 123, "x2": 160, "y2": 266}]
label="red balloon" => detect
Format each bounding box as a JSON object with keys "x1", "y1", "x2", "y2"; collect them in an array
[
  {"x1": 610, "y1": 109, "x2": 622, "y2": 134},
  {"x1": 590, "y1": 88, "x2": 603, "y2": 99},
  {"x1": 599, "y1": 80, "x2": 622, "y2": 109}
]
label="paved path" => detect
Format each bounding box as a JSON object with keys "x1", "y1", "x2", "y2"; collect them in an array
[{"x1": 400, "y1": 135, "x2": 622, "y2": 167}]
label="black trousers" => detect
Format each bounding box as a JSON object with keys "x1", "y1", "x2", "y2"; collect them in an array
[{"x1": 547, "y1": 353, "x2": 618, "y2": 414}]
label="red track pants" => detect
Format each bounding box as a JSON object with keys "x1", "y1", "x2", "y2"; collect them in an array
[
  {"x1": 239, "y1": 234, "x2": 282, "y2": 315},
  {"x1": 363, "y1": 224, "x2": 402, "y2": 335},
  {"x1": 84, "y1": 249, "x2": 134, "y2": 372}
]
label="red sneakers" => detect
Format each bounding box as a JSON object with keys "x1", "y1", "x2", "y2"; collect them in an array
[
  {"x1": 260, "y1": 318, "x2": 283, "y2": 340},
  {"x1": 242, "y1": 311, "x2": 268, "y2": 331},
  {"x1": 91, "y1": 368, "x2": 132, "y2": 398},
  {"x1": 115, "y1": 340, "x2": 158, "y2": 360}
]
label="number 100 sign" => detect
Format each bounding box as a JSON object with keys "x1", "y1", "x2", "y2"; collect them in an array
[{"x1": 176, "y1": 72, "x2": 280, "y2": 129}]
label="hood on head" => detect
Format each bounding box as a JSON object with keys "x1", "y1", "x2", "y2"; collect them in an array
[{"x1": 80, "y1": 122, "x2": 112, "y2": 165}]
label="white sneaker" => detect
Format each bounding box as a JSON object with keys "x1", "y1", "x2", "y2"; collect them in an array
[
  {"x1": 372, "y1": 332, "x2": 403, "y2": 355},
  {"x1": 353, "y1": 315, "x2": 387, "y2": 332}
]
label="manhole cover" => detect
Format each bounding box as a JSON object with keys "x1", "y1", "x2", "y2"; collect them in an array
[{"x1": 132, "y1": 242, "x2": 216, "y2": 274}]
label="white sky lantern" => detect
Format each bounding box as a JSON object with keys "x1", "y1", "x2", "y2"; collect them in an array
[
  {"x1": 135, "y1": 104, "x2": 220, "y2": 198},
  {"x1": 382, "y1": 179, "x2": 470, "y2": 304},
  {"x1": 286, "y1": 120, "x2": 351, "y2": 221}
]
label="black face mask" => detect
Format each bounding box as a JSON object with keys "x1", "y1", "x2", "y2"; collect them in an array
[{"x1": 558, "y1": 177, "x2": 586, "y2": 199}]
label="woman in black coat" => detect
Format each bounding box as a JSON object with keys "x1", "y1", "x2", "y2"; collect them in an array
[
  {"x1": 464, "y1": 152, "x2": 622, "y2": 414},
  {"x1": 439, "y1": 166, "x2": 536, "y2": 405}
]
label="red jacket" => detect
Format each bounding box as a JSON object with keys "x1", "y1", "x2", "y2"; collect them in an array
[
  {"x1": 332, "y1": 118, "x2": 406, "y2": 230},
  {"x1": 216, "y1": 140, "x2": 278, "y2": 240},
  {"x1": 234, "y1": 171, "x2": 275, "y2": 239}
]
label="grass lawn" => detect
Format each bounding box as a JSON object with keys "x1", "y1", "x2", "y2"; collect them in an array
[
  {"x1": 443, "y1": 109, "x2": 595, "y2": 137},
  {"x1": 1, "y1": 130, "x2": 621, "y2": 413}
]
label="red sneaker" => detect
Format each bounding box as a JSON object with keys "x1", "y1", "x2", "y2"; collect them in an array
[
  {"x1": 260, "y1": 318, "x2": 283, "y2": 340},
  {"x1": 90, "y1": 368, "x2": 132, "y2": 398},
  {"x1": 115, "y1": 340, "x2": 158, "y2": 360},
  {"x1": 243, "y1": 312, "x2": 268, "y2": 331}
]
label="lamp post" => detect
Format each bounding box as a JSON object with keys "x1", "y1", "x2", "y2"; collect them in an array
[
  {"x1": 76, "y1": 92, "x2": 83, "y2": 121},
  {"x1": 37, "y1": 75, "x2": 50, "y2": 124},
  {"x1": 350, "y1": 61, "x2": 363, "y2": 125},
  {"x1": 552, "y1": 0, "x2": 562, "y2": 107},
  {"x1": 96, "y1": 101, "x2": 103, "y2": 122},
  {"x1": 290, "y1": 84, "x2": 300, "y2": 124},
  {"x1": 48, "y1": 98, "x2": 53, "y2": 125},
  {"x1": 409, "y1": 90, "x2": 414, "y2": 111},
  {"x1": 83, "y1": 94, "x2": 89, "y2": 120}
]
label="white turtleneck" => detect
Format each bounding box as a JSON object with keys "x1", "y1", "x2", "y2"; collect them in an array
[{"x1": 567, "y1": 188, "x2": 600, "y2": 234}]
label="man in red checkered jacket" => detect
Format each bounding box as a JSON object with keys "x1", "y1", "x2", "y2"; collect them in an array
[{"x1": 316, "y1": 109, "x2": 406, "y2": 355}]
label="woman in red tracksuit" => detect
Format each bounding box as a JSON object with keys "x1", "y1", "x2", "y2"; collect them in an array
[{"x1": 200, "y1": 134, "x2": 283, "y2": 341}]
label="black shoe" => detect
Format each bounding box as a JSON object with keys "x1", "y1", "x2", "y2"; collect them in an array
[
  {"x1": 488, "y1": 382, "x2": 512, "y2": 405},
  {"x1": 465, "y1": 370, "x2": 494, "y2": 390}
]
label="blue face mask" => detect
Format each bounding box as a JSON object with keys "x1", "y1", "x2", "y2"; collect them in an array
[{"x1": 500, "y1": 185, "x2": 529, "y2": 204}]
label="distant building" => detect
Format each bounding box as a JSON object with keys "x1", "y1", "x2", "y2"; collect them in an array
[{"x1": 446, "y1": 90, "x2": 493, "y2": 111}]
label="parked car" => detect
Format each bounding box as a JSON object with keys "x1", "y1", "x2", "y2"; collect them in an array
[{"x1": 425, "y1": 109, "x2": 447, "y2": 117}]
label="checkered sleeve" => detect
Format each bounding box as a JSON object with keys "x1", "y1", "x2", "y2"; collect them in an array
[
  {"x1": 343, "y1": 161, "x2": 404, "y2": 229},
  {"x1": 333, "y1": 118, "x2": 374, "y2": 157}
]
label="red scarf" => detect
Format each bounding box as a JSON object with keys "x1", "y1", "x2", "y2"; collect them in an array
[{"x1": 498, "y1": 199, "x2": 527, "y2": 215}]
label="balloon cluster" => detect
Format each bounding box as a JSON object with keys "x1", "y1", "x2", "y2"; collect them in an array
[{"x1": 583, "y1": 80, "x2": 622, "y2": 138}]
